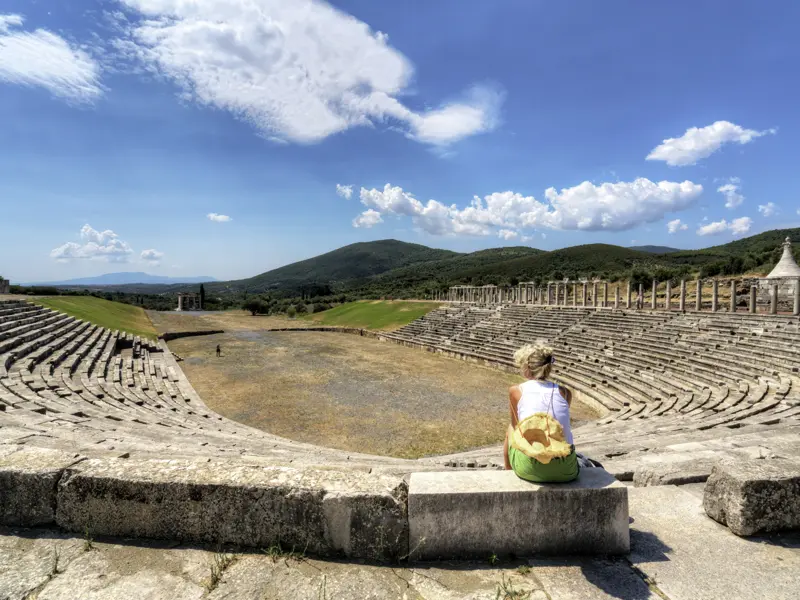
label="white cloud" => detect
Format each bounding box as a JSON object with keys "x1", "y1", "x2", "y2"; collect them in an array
[
  {"x1": 360, "y1": 184, "x2": 425, "y2": 217},
  {"x1": 352, "y1": 209, "x2": 383, "y2": 228},
  {"x1": 0, "y1": 13, "x2": 102, "y2": 102},
  {"x1": 115, "y1": 0, "x2": 501, "y2": 146},
  {"x1": 498, "y1": 229, "x2": 518, "y2": 240},
  {"x1": 355, "y1": 178, "x2": 702, "y2": 237},
  {"x1": 758, "y1": 202, "x2": 777, "y2": 217},
  {"x1": 667, "y1": 218, "x2": 688, "y2": 234},
  {"x1": 207, "y1": 213, "x2": 231, "y2": 222},
  {"x1": 717, "y1": 177, "x2": 744, "y2": 209},
  {"x1": 537, "y1": 179, "x2": 702, "y2": 231},
  {"x1": 140, "y1": 248, "x2": 164, "y2": 265},
  {"x1": 730, "y1": 216, "x2": 752, "y2": 235},
  {"x1": 336, "y1": 184, "x2": 353, "y2": 200},
  {"x1": 696, "y1": 220, "x2": 729, "y2": 236},
  {"x1": 408, "y1": 85, "x2": 503, "y2": 145},
  {"x1": 50, "y1": 225, "x2": 133, "y2": 262},
  {"x1": 646, "y1": 121, "x2": 776, "y2": 166},
  {"x1": 696, "y1": 217, "x2": 752, "y2": 237},
  {"x1": 541, "y1": 233, "x2": 547, "y2": 240}
]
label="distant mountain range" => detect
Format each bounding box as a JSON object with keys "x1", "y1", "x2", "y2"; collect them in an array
[
  {"x1": 628, "y1": 245, "x2": 680, "y2": 254},
  {"x1": 25, "y1": 272, "x2": 217, "y2": 287},
  {"x1": 27, "y1": 229, "x2": 799, "y2": 298}
]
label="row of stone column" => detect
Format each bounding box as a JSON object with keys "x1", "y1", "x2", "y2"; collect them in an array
[{"x1": 437, "y1": 278, "x2": 800, "y2": 316}]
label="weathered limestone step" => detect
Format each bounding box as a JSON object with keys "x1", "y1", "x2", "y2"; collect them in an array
[
  {"x1": 628, "y1": 485, "x2": 800, "y2": 600},
  {"x1": 528, "y1": 556, "x2": 661, "y2": 599},
  {"x1": 55, "y1": 456, "x2": 408, "y2": 561},
  {"x1": 408, "y1": 469, "x2": 629, "y2": 559},
  {"x1": 0, "y1": 446, "x2": 84, "y2": 526}
]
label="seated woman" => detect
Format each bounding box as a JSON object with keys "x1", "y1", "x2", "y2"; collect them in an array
[{"x1": 503, "y1": 343, "x2": 579, "y2": 483}]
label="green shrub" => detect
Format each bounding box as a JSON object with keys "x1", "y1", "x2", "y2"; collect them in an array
[{"x1": 243, "y1": 299, "x2": 268, "y2": 315}]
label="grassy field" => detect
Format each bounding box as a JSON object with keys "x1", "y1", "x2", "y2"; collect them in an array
[
  {"x1": 35, "y1": 296, "x2": 158, "y2": 339},
  {"x1": 302, "y1": 300, "x2": 441, "y2": 331}
]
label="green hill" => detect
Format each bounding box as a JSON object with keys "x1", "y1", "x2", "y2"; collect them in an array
[
  {"x1": 667, "y1": 228, "x2": 800, "y2": 275},
  {"x1": 629, "y1": 245, "x2": 680, "y2": 254},
  {"x1": 356, "y1": 246, "x2": 543, "y2": 295},
  {"x1": 302, "y1": 300, "x2": 442, "y2": 330},
  {"x1": 35, "y1": 296, "x2": 158, "y2": 339},
  {"x1": 207, "y1": 239, "x2": 459, "y2": 295},
  {"x1": 455, "y1": 244, "x2": 666, "y2": 283}
]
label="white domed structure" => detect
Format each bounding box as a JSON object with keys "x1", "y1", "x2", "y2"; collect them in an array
[{"x1": 767, "y1": 237, "x2": 800, "y2": 278}]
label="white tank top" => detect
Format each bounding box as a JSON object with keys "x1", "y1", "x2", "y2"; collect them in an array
[{"x1": 517, "y1": 380, "x2": 573, "y2": 445}]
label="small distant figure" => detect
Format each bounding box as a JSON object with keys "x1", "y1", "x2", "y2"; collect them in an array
[{"x1": 216, "y1": 344, "x2": 221, "y2": 357}]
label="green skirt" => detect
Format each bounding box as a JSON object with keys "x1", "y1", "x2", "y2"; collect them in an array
[{"x1": 509, "y1": 445, "x2": 579, "y2": 483}]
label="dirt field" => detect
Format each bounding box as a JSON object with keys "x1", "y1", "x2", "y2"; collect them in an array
[{"x1": 168, "y1": 330, "x2": 599, "y2": 459}]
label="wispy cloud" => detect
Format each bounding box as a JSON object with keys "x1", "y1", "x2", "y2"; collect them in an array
[
  {"x1": 336, "y1": 184, "x2": 353, "y2": 200},
  {"x1": 0, "y1": 13, "x2": 102, "y2": 102},
  {"x1": 207, "y1": 213, "x2": 232, "y2": 222},
  {"x1": 758, "y1": 202, "x2": 777, "y2": 217},
  {"x1": 113, "y1": 0, "x2": 502, "y2": 146},
  {"x1": 140, "y1": 248, "x2": 164, "y2": 265},
  {"x1": 717, "y1": 177, "x2": 744, "y2": 209}
]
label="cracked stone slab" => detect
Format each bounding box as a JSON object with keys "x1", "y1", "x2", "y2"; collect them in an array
[
  {"x1": 55, "y1": 457, "x2": 408, "y2": 561},
  {"x1": 527, "y1": 557, "x2": 660, "y2": 599},
  {"x1": 628, "y1": 485, "x2": 800, "y2": 600},
  {"x1": 1, "y1": 526, "x2": 550, "y2": 600},
  {"x1": 0, "y1": 446, "x2": 84, "y2": 526},
  {"x1": 34, "y1": 543, "x2": 209, "y2": 600},
  {"x1": 0, "y1": 527, "x2": 84, "y2": 600},
  {"x1": 208, "y1": 555, "x2": 547, "y2": 600}
]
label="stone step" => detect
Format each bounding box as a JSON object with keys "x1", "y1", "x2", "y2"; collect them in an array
[{"x1": 408, "y1": 469, "x2": 629, "y2": 559}]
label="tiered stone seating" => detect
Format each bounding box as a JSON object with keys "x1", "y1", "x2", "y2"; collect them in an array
[
  {"x1": 2, "y1": 299, "x2": 799, "y2": 485},
  {"x1": 0, "y1": 301, "x2": 419, "y2": 472},
  {"x1": 387, "y1": 305, "x2": 800, "y2": 475}
]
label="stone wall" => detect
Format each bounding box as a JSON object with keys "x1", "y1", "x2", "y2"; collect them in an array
[
  {"x1": 159, "y1": 330, "x2": 225, "y2": 341},
  {"x1": 0, "y1": 278, "x2": 9, "y2": 294}
]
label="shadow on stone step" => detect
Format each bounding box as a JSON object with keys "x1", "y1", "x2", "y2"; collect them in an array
[
  {"x1": 744, "y1": 529, "x2": 800, "y2": 550},
  {"x1": 629, "y1": 528, "x2": 673, "y2": 563}
]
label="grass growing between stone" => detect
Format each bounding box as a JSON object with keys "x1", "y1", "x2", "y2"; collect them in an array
[
  {"x1": 204, "y1": 553, "x2": 237, "y2": 592},
  {"x1": 302, "y1": 300, "x2": 442, "y2": 331},
  {"x1": 35, "y1": 296, "x2": 158, "y2": 340}
]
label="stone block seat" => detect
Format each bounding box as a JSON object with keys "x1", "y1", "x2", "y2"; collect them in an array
[{"x1": 408, "y1": 468, "x2": 629, "y2": 559}]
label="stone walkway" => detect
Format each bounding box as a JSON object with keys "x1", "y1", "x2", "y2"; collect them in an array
[{"x1": 3, "y1": 486, "x2": 797, "y2": 600}]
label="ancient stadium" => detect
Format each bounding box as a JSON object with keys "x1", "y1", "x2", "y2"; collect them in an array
[{"x1": 2, "y1": 245, "x2": 799, "y2": 599}]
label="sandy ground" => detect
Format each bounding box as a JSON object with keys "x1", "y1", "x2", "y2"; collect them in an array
[{"x1": 168, "y1": 330, "x2": 599, "y2": 459}]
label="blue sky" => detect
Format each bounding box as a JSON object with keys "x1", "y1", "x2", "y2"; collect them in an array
[{"x1": 1, "y1": 0, "x2": 798, "y2": 282}]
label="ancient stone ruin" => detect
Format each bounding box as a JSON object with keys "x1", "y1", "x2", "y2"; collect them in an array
[
  {"x1": 0, "y1": 277, "x2": 9, "y2": 295},
  {"x1": 2, "y1": 244, "x2": 800, "y2": 595},
  {"x1": 176, "y1": 292, "x2": 202, "y2": 311}
]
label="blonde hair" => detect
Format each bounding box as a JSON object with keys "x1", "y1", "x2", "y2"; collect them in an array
[{"x1": 514, "y1": 343, "x2": 554, "y2": 380}]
